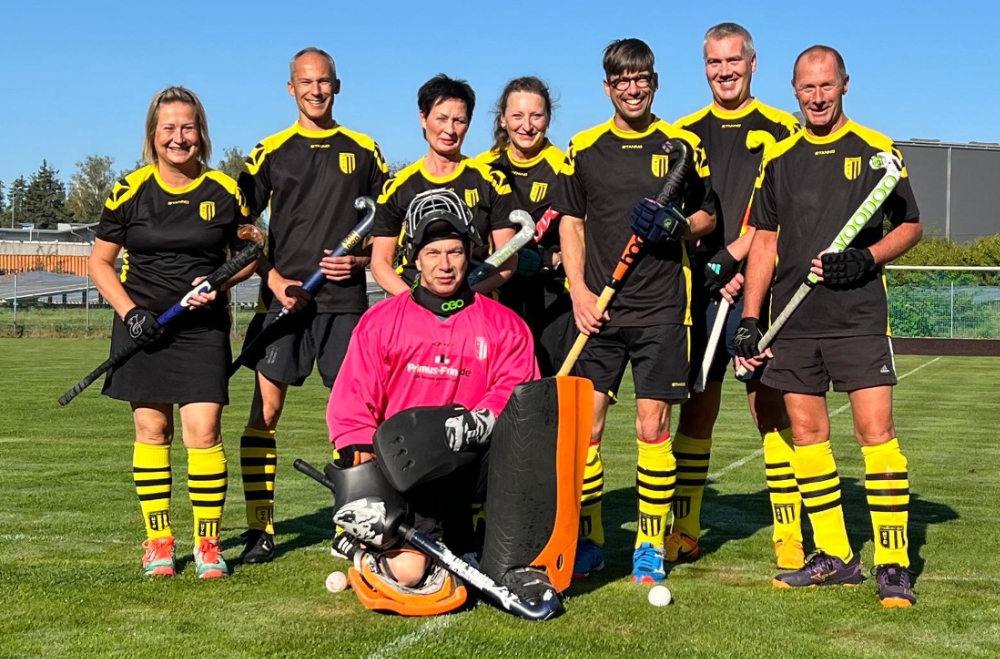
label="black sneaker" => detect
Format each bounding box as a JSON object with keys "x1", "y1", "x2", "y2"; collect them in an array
[
  {"x1": 239, "y1": 529, "x2": 274, "y2": 564},
  {"x1": 772, "y1": 551, "x2": 863, "y2": 589},
  {"x1": 331, "y1": 532, "x2": 361, "y2": 561},
  {"x1": 874, "y1": 564, "x2": 916, "y2": 608}
]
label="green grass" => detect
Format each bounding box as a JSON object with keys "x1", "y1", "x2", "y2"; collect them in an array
[{"x1": 2, "y1": 340, "x2": 999, "y2": 658}]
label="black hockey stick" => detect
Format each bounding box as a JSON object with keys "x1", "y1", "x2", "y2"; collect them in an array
[
  {"x1": 58, "y1": 225, "x2": 266, "y2": 406},
  {"x1": 228, "y1": 197, "x2": 376, "y2": 377}
]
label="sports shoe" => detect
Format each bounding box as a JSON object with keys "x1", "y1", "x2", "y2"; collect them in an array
[
  {"x1": 774, "y1": 539, "x2": 806, "y2": 570},
  {"x1": 874, "y1": 564, "x2": 916, "y2": 608},
  {"x1": 572, "y1": 538, "x2": 605, "y2": 579},
  {"x1": 193, "y1": 537, "x2": 229, "y2": 579},
  {"x1": 141, "y1": 537, "x2": 176, "y2": 577},
  {"x1": 664, "y1": 532, "x2": 700, "y2": 563},
  {"x1": 772, "y1": 551, "x2": 862, "y2": 589},
  {"x1": 239, "y1": 529, "x2": 274, "y2": 564},
  {"x1": 332, "y1": 532, "x2": 361, "y2": 561},
  {"x1": 631, "y1": 542, "x2": 666, "y2": 584}
]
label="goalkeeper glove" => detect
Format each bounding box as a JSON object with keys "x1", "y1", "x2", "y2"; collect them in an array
[{"x1": 444, "y1": 408, "x2": 496, "y2": 452}]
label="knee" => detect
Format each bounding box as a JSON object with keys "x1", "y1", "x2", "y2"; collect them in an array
[
  {"x1": 790, "y1": 420, "x2": 828, "y2": 446},
  {"x1": 855, "y1": 426, "x2": 896, "y2": 447},
  {"x1": 385, "y1": 552, "x2": 430, "y2": 588},
  {"x1": 135, "y1": 421, "x2": 172, "y2": 446},
  {"x1": 182, "y1": 420, "x2": 222, "y2": 449},
  {"x1": 635, "y1": 413, "x2": 667, "y2": 442}
]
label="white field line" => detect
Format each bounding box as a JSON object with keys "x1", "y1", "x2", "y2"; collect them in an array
[
  {"x1": 363, "y1": 616, "x2": 454, "y2": 659},
  {"x1": 707, "y1": 356, "x2": 942, "y2": 481}
]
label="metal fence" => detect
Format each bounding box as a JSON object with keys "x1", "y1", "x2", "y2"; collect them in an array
[{"x1": 886, "y1": 266, "x2": 1000, "y2": 339}]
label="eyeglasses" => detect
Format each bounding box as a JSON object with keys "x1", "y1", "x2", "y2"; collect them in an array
[{"x1": 608, "y1": 73, "x2": 655, "y2": 91}]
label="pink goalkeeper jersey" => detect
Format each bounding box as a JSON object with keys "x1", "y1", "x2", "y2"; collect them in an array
[{"x1": 327, "y1": 292, "x2": 540, "y2": 450}]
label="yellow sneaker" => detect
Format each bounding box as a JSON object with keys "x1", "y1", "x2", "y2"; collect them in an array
[
  {"x1": 141, "y1": 537, "x2": 176, "y2": 577},
  {"x1": 664, "y1": 532, "x2": 700, "y2": 563},
  {"x1": 775, "y1": 539, "x2": 805, "y2": 570}
]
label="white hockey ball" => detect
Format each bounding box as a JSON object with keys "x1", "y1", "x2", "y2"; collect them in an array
[
  {"x1": 648, "y1": 585, "x2": 672, "y2": 607},
  {"x1": 325, "y1": 570, "x2": 349, "y2": 593}
]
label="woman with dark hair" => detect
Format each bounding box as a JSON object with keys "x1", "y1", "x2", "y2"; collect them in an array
[
  {"x1": 477, "y1": 76, "x2": 572, "y2": 375},
  {"x1": 370, "y1": 74, "x2": 517, "y2": 296}
]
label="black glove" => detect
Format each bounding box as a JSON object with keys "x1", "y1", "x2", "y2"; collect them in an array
[
  {"x1": 733, "y1": 317, "x2": 764, "y2": 361},
  {"x1": 124, "y1": 307, "x2": 164, "y2": 347},
  {"x1": 514, "y1": 245, "x2": 543, "y2": 277},
  {"x1": 704, "y1": 248, "x2": 740, "y2": 291},
  {"x1": 821, "y1": 248, "x2": 876, "y2": 286},
  {"x1": 630, "y1": 198, "x2": 688, "y2": 244}
]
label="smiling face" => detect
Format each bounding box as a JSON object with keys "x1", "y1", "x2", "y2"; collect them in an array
[
  {"x1": 288, "y1": 51, "x2": 339, "y2": 129},
  {"x1": 604, "y1": 70, "x2": 657, "y2": 128},
  {"x1": 420, "y1": 98, "x2": 469, "y2": 158},
  {"x1": 502, "y1": 91, "x2": 549, "y2": 159},
  {"x1": 793, "y1": 51, "x2": 849, "y2": 135},
  {"x1": 153, "y1": 102, "x2": 200, "y2": 170},
  {"x1": 416, "y1": 237, "x2": 467, "y2": 296},
  {"x1": 705, "y1": 35, "x2": 756, "y2": 110}
]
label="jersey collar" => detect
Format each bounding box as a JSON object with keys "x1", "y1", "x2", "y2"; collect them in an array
[
  {"x1": 505, "y1": 140, "x2": 552, "y2": 168},
  {"x1": 152, "y1": 165, "x2": 210, "y2": 195},
  {"x1": 801, "y1": 119, "x2": 854, "y2": 145},
  {"x1": 709, "y1": 98, "x2": 760, "y2": 120},
  {"x1": 293, "y1": 122, "x2": 341, "y2": 139},
  {"x1": 418, "y1": 158, "x2": 469, "y2": 184},
  {"x1": 410, "y1": 280, "x2": 476, "y2": 318},
  {"x1": 607, "y1": 115, "x2": 664, "y2": 140}
]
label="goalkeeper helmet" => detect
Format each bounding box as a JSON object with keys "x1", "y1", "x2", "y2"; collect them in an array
[{"x1": 404, "y1": 189, "x2": 483, "y2": 260}]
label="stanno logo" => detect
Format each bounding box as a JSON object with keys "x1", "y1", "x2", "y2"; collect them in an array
[
  {"x1": 814, "y1": 149, "x2": 836, "y2": 156},
  {"x1": 339, "y1": 152, "x2": 356, "y2": 174},
  {"x1": 621, "y1": 144, "x2": 643, "y2": 150},
  {"x1": 530, "y1": 181, "x2": 548, "y2": 203},
  {"x1": 199, "y1": 201, "x2": 215, "y2": 221},
  {"x1": 464, "y1": 189, "x2": 480, "y2": 208},
  {"x1": 844, "y1": 156, "x2": 862, "y2": 180},
  {"x1": 721, "y1": 123, "x2": 742, "y2": 129},
  {"x1": 310, "y1": 143, "x2": 331, "y2": 149},
  {"x1": 651, "y1": 154, "x2": 669, "y2": 177},
  {"x1": 167, "y1": 199, "x2": 190, "y2": 205}
]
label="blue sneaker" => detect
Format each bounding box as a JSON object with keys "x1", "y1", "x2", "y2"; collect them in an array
[
  {"x1": 631, "y1": 542, "x2": 666, "y2": 584},
  {"x1": 572, "y1": 538, "x2": 605, "y2": 579}
]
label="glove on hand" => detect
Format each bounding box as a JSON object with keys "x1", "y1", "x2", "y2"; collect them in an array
[
  {"x1": 821, "y1": 248, "x2": 876, "y2": 286},
  {"x1": 514, "y1": 245, "x2": 543, "y2": 277},
  {"x1": 124, "y1": 307, "x2": 165, "y2": 347},
  {"x1": 444, "y1": 408, "x2": 496, "y2": 452},
  {"x1": 630, "y1": 198, "x2": 688, "y2": 244},
  {"x1": 733, "y1": 317, "x2": 764, "y2": 361},
  {"x1": 704, "y1": 248, "x2": 740, "y2": 291}
]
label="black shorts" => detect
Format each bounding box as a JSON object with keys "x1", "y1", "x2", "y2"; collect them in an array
[
  {"x1": 102, "y1": 311, "x2": 231, "y2": 405},
  {"x1": 761, "y1": 335, "x2": 898, "y2": 394},
  {"x1": 405, "y1": 449, "x2": 489, "y2": 556},
  {"x1": 575, "y1": 324, "x2": 690, "y2": 401},
  {"x1": 243, "y1": 309, "x2": 360, "y2": 388}
]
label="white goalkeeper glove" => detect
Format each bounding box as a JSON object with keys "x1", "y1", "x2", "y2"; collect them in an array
[{"x1": 444, "y1": 408, "x2": 496, "y2": 452}]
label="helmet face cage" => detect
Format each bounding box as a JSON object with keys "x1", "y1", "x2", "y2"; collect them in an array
[{"x1": 404, "y1": 189, "x2": 480, "y2": 260}]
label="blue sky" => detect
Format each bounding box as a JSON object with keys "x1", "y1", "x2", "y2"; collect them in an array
[{"x1": 0, "y1": 0, "x2": 991, "y2": 186}]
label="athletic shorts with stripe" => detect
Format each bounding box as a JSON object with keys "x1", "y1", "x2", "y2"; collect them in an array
[
  {"x1": 574, "y1": 324, "x2": 690, "y2": 401},
  {"x1": 761, "y1": 335, "x2": 897, "y2": 394}
]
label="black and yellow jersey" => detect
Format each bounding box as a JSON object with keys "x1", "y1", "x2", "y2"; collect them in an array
[
  {"x1": 373, "y1": 157, "x2": 515, "y2": 283},
  {"x1": 555, "y1": 117, "x2": 715, "y2": 327},
  {"x1": 239, "y1": 123, "x2": 389, "y2": 314},
  {"x1": 674, "y1": 99, "x2": 799, "y2": 252},
  {"x1": 475, "y1": 141, "x2": 565, "y2": 250},
  {"x1": 96, "y1": 164, "x2": 250, "y2": 315},
  {"x1": 750, "y1": 120, "x2": 920, "y2": 338}
]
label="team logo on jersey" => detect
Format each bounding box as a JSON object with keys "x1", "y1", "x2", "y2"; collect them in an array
[
  {"x1": 476, "y1": 337, "x2": 488, "y2": 360},
  {"x1": 844, "y1": 157, "x2": 862, "y2": 180},
  {"x1": 651, "y1": 154, "x2": 670, "y2": 177},
  {"x1": 529, "y1": 181, "x2": 548, "y2": 203},
  {"x1": 464, "y1": 189, "x2": 480, "y2": 208},
  {"x1": 879, "y1": 525, "x2": 906, "y2": 550},
  {"x1": 199, "y1": 201, "x2": 216, "y2": 221},
  {"x1": 339, "y1": 152, "x2": 356, "y2": 174}
]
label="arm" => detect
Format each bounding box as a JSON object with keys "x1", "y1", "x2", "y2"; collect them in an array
[
  {"x1": 476, "y1": 326, "x2": 541, "y2": 417},
  {"x1": 370, "y1": 235, "x2": 409, "y2": 296},
  {"x1": 742, "y1": 229, "x2": 777, "y2": 320},
  {"x1": 88, "y1": 239, "x2": 135, "y2": 319},
  {"x1": 870, "y1": 221, "x2": 922, "y2": 264},
  {"x1": 685, "y1": 209, "x2": 716, "y2": 240},
  {"x1": 559, "y1": 213, "x2": 606, "y2": 334}
]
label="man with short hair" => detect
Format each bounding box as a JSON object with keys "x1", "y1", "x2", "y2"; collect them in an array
[
  {"x1": 736, "y1": 45, "x2": 922, "y2": 608},
  {"x1": 557, "y1": 38, "x2": 716, "y2": 584},
  {"x1": 670, "y1": 22, "x2": 804, "y2": 570},
  {"x1": 235, "y1": 47, "x2": 389, "y2": 563}
]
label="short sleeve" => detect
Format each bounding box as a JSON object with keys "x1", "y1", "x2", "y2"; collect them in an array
[
  {"x1": 554, "y1": 142, "x2": 586, "y2": 218},
  {"x1": 750, "y1": 158, "x2": 779, "y2": 232}
]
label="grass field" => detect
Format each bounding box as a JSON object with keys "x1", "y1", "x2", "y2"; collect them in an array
[{"x1": 3, "y1": 339, "x2": 999, "y2": 658}]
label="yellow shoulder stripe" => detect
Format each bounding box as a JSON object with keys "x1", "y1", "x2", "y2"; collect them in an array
[
  {"x1": 673, "y1": 105, "x2": 712, "y2": 129},
  {"x1": 338, "y1": 127, "x2": 390, "y2": 173},
  {"x1": 540, "y1": 143, "x2": 566, "y2": 175},
  {"x1": 467, "y1": 158, "x2": 512, "y2": 195},
  {"x1": 755, "y1": 102, "x2": 801, "y2": 134},
  {"x1": 377, "y1": 160, "x2": 424, "y2": 204},
  {"x1": 848, "y1": 122, "x2": 895, "y2": 153},
  {"x1": 475, "y1": 149, "x2": 501, "y2": 165},
  {"x1": 755, "y1": 132, "x2": 808, "y2": 189},
  {"x1": 205, "y1": 170, "x2": 251, "y2": 217},
  {"x1": 105, "y1": 165, "x2": 156, "y2": 211},
  {"x1": 244, "y1": 125, "x2": 300, "y2": 176},
  {"x1": 568, "y1": 121, "x2": 615, "y2": 154}
]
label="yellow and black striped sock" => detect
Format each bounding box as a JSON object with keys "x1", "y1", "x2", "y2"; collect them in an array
[
  {"x1": 670, "y1": 432, "x2": 711, "y2": 540},
  {"x1": 636, "y1": 433, "x2": 676, "y2": 549},
  {"x1": 188, "y1": 444, "x2": 227, "y2": 544},
  {"x1": 133, "y1": 443, "x2": 172, "y2": 540},
  {"x1": 580, "y1": 443, "x2": 605, "y2": 546},
  {"x1": 241, "y1": 427, "x2": 277, "y2": 535},
  {"x1": 794, "y1": 441, "x2": 852, "y2": 562},
  {"x1": 763, "y1": 428, "x2": 803, "y2": 544},
  {"x1": 863, "y1": 439, "x2": 910, "y2": 568}
]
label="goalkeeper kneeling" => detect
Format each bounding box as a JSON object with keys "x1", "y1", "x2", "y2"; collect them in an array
[{"x1": 321, "y1": 190, "x2": 591, "y2": 617}]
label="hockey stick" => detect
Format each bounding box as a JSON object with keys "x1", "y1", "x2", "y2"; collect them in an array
[
  {"x1": 734, "y1": 151, "x2": 903, "y2": 378},
  {"x1": 694, "y1": 130, "x2": 775, "y2": 392},
  {"x1": 58, "y1": 225, "x2": 266, "y2": 406},
  {"x1": 557, "y1": 138, "x2": 692, "y2": 377},
  {"x1": 293, "y1": 458, "x2": 561, "y2": 621},
  {"x1": 466, "y1": 209, "x2": 535, "y2": 286},
  {"x1": 228, "y1": 196, "x2": 376, "y2": 376}
]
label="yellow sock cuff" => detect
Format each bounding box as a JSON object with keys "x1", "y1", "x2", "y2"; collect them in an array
[
  {"x1": 861, "y1": 438, "x2": 901, "y2": 459},
  {"x1": 242, "y1": 427, "x2": 276, "y2": 440},
  {"x1": 795, "y1": 440, "x2": 833, "y2": 460},
  {"x1": 134, "y1": 442, "x2": 170, "y2": 468},
  {"x1": 188, "y1": 443, "x2": 226, "y2": 469}
]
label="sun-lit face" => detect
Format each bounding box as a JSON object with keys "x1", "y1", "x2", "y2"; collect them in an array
[
  {"x1": 416, "y1": 238, "x2": 468, "y2": 297},
  {"x1": 705, "y1": 35, "x2": 756, "y2": 110},
  {"x1": 793, "y1": 52, "x2": 849, "y2": 135},
  {"x1": 154, "y1": 102, "x2": 200, "y2": 169},
  {"x1": 503, "y1": 91, "x2": 549, "y2": 158},
  {"x1": 420, "y1": 98, "x2": 469, "y2": 158},
  {"x1": 288, "y1": 52, "x2": 338, "y2": 128},
  {"x1": 604, "y1": 69, "x2": 657, "y2": 125}
]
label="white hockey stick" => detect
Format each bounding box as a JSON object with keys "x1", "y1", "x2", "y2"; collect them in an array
[
  {"x1": 735, "y1": 151, "x2": 903, "y2": 378},
  {"x1": 466, "y1": 209, "x2": 535, "y2": 286}
]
